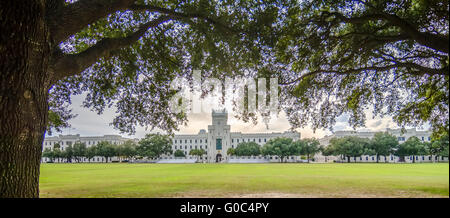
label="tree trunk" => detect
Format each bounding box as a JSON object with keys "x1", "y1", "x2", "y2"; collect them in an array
[
  {"x1": 0, "y1": 0, "x2": 51, "y2": 198},
  {"x1": 376, "y1": 154, "x2": 379, "y2": 163},
  {"x1": 347, "y1": 156, "x2": 350, "y2": 163}
]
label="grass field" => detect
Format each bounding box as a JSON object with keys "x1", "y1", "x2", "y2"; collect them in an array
[{"x1": 39, "y1": 163, "x2": 449, "y2": 198}]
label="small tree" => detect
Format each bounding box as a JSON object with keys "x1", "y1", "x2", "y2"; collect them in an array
[
  {"x1": 227, "y1": 148, "x2": 235, "y2": 156},
  {"x1": 85, "y1": 145, "x2": 97, "y2": 163},
  {"x1": 96, "y1": 141, "x2": 116, "y2": 163},
  {"x1": 330, "y1": 136, "x2": 367, "y2": 163},
  {"x1": 369, "y1": 132, "x2": 399, "y2": 163},
  {"x1": 62, "y1": 145, "x2": 74, "y2": 163},
  {"x1": 234, "y1": 142, "x2": 261, "y2": 156},
  {"x1": 53, "y1": 143, "x2": 62, "y2": 163},
  {"x1": 120, "y1": 140, "x2": 137, "y2": 162},
  {"x1": 42, "y1": 148, "x2": 54, "y2": 163},
  {"x1": 189, "y1": 149, "x2": 206, "y2": 162},
  {"x1": 262, "y1": 137, "x2": 294, "y2": 163},
  {"x1": 426, "y1": 134, "x2": 449, "y2": 162},
  {"x1": 299, "y1": 138, "x2": 321, "y2": 163},
  {"x1": 72, "y1": 142, "x2": 87, "y2": 163},
  {"x1": 137, "y1": 134, "x2": 173, "y2": 160},
  {"x1": 396, "y1": 137, "x2": 426, "y2": 163},
  {"x1": 174, "y1": 149, "x2": 186, "y2": 158}
]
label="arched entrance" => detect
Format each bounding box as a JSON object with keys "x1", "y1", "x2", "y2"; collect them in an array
[{"x1": 215, "y1": 154, "x2": 222, "y2": 163}]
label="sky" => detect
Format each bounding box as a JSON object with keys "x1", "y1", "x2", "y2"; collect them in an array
[{"x1": 48, "y1": 92, "x2": 429, "y2": 140}]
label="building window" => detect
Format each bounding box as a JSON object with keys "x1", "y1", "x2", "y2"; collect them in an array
[
  {"x1": 200, "y1": 139, "x2": 202, "y2": 143},
  {"x1": 232, "y1": 139, "x2": 234, "y2": 143},
  {"x1": 264, "y1": 138, "x2": 266, "y2": 142},
  {"x1": 216, "y1": 139, "x2": 222, "y2": 150}
]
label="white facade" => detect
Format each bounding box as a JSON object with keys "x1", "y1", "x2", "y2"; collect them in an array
[
  {"x1": 317, "y1": 128, "x2": 448, "y2": 163},
  {"x1": 319, "y1": 128, "x2": 432, "y2": 148},
  {"x1": 42, "y1": 134, "x2": 131, "y2": 163},
  {"x1": 169, "y1": 109, "x2": 301, "y2": 163}
]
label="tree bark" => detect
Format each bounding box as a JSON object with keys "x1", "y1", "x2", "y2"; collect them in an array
[{"x1": 0, "y1": 1, "x2": 51, "y2": 197}]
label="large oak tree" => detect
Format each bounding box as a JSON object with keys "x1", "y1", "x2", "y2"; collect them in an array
[
  {"x1": 0, "y1": 0, "x2": 448, "y2": 198},
  {"x1": 0, "y1": 0, "x2": 284, "y2": 197}
]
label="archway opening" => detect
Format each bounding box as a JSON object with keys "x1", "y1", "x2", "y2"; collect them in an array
[{"x1": 215, "y1": 154, "x2": 222, "y2": 163}]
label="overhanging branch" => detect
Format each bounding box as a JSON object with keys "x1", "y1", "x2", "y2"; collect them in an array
[
  {"x1": 321, "y1": 11, "x2": 449, "y2": 53},
  {"x1": 280, "y1": 63, "x2": 448, "y2": 86},
  {"x1": 50, "y1": 16, "x2": 172, "y2": 82}
]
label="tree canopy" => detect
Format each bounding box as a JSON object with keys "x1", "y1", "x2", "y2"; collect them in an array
[
  {"x1": 137, "y1": 133, "x2": 173, "y2": 159},
  {"x1": 234, "y1": 142, "x2": 262, "y2": 156},
  {"x1": 272, "y1": 0, "x2": 448, "y2": 137}
]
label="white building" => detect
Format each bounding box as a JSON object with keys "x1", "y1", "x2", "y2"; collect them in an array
[
  {"x1": 317, "y1": 128, "x2": 448, "y2": 163},
  {"x1": 169, "y1": 109, "x2": 301, "y2": 162},
  {"x1": 42, "y1": 134, "x2": 131, "y2": 163}
]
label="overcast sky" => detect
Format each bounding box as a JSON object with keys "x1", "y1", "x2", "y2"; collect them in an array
[{"x1": 47, "y1": 92, "x2": 430, "y2": 140}]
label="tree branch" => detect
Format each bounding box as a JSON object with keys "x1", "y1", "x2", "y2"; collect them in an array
[
  {"x1": 129, "y1": 4, "x2": 237, "y2": 33},
  {"x1": 280, "y1": 63, "x2": 448, "y2": 86},
  {"x1": 50, "y1": 16, "x2": 172, "y2": 82},
  {"x1": 48, "y1": 0, "x2": 136, "y2": 44},
  {"x1": 323, "y1": 11, "x2": 449, "y2": 53}
]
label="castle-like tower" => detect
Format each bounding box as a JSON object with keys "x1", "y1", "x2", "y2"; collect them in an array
[{"x1": 207, "y1": 109, "x2": 231, "y2": 162}]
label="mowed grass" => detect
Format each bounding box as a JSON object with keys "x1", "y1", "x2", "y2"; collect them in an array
[{"x1": 39, "y1": 163, "x2": 449, "y2": 198}]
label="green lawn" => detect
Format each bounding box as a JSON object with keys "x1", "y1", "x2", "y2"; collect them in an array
[{"x1": 39, "y1": 163, "x2": 449, "y2": 198}]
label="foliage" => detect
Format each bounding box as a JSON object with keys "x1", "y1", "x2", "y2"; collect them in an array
[
  {"x1": 272, "y1": 0, "x2": 449, "y2": 137},
  {"x1": 85, "y1": 145, "x2": 97, "y2": 162},
  {"x1": 262, "y1": 137, "x2": 294, "y2": 162},
  {"x1": 137, "y1": 133, "x2": 173, "y2": 159},
  {"x1": 62, "y1": 145, "x2": 74, "y2": 163},
  {"x1": 117, "y1": 140, "x2": 138, "y2": 160},
  {"x1": 300, "y1": 138, "x2": 322, "y2": 162},
  {"x1": 174, "y1": 149, "x2": 186, "y2": 157},
  {"x1": 368, "y1": 132, "x2": 399, "y2": 162},
  {"x1": 42, "y1": 148, "x2": 54, "y2": 162},
  {"x1": 395, "y1": 136, "x2": 426, "y2": 162},
  {"x1": 43, "y1": 0, "x2": 449, "y2": 140},
  {"x1": 226, "y1": 148, "x2": 235, "y2": 156},
  {"x1": 234, "y1": 142, "x2": 261, "y2": 156},
  {"x1": 72, "y1": 142, "x2": 87, "y2": 162},
  {"x1": 328, "y1": 136, "x2": 369, "y2": 162},
  {"x1": 96, "y1": 141, "x2": 117, "y2": 163},
  {"x1": 189, "y1": 149, "x2": 206, "y2": 161}
]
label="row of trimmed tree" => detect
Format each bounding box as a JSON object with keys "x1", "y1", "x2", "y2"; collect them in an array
[
  {"x1": 227, "y1": 137, "x2": 322, "y2": 163},
  {"x1": 324, "y1": 132, "x2": 449, "y2": 163},
  {"x1": 42, "y1": 134, "x2": 173, "y2": 163}
]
